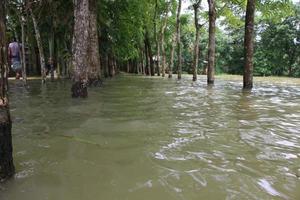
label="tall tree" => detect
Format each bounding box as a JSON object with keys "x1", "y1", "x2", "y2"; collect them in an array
[
  {"x1": 192, "y1": 0, "x2": 201, "y2": 81},
  {"x1": 169, "y1": 34, "x2": 176, "y2": 78},
  {"x1": 176, "y1": 0, "x2": 182, "y2": 80},
  {"x1": 30, "y1": 9, "x2": 46, "y2": 83},
  {"x1": 154, "y1": 0, "x2": 160, "y2": 76},
  {"x1": 207, "y1": 0, "x2": 216, "y2": 84},
  {"x1": 243, "y1": 0, "x2": 256, "y2": 89},
  {"x1": 30, "y1": 5, "x2": 47, "y2": 83},
  {"x1": 20, "y1": 14, "x2": 27, "y2": 84},
  {"x1": 0, "y1": 0, "x2": 15, "y2": 180},
  {"x1": 160, "y1": 2, "x2": 170, "y2": 77},
  {"x1": 71, "y1": 0, "x2": 89, "y2": 97},
  {"x1": 87, "y1": 0, "x2": 101, "y2": 85}
]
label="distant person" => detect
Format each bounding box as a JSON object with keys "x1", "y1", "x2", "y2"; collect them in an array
[{"x1": 8, "y1": 38, "x2": 22, "y2": 79}]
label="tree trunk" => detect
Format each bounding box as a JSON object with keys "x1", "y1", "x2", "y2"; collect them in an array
[
  {"x1": 127, "y1": 60, "x2": 130, "y2": 73},
  {"x1": 49, "y1": 27, "x2": 55, "y2": 81},
  {"x1": 71, "y1": 0, "x2": 89, "y2": 98},
  {"x1": 207, "y1": 0, "x2": 216, "y2": 84},
  {"x1": 145, "y1": 30, "x2": 155, "y2": 76},
  {"x1": 243, "y1": 0, "x2": 255, "y2": 89},
  {"x1": 140, "y1": 49, "x2": 145, "y2": 75},
  {"x1": 154, "y1": 0, "x2": 160, "y2": 76},
  {"x1": 111, "y1": 54, "x2": 116, "y2": 76},
  {"x1": 30, "y1": 9, "x2": 46, "y2": 83},
  {"x1": 56, "y1": 39, "x2": 61, "y2": 78},
  {"x1": 144, "y1": 39, "x2": 150, "y2": 75},
  {"x1": 192, "y1": 1, "x2": 201, "y2": 82},
  {"x1": 169, "y1": 34, "x2": 176, "y2": 78},
  {"x1": 104, "y1": 53, "x2": 109, "y2": 77},
  {"x1": 0, "y1": 0, "x2": 15, "y2": 180},
  {"x1": 176, "y1": 0, "x2": 182, "y2": 80},
  {"x1": 160, "y1": 5, "x2": 169, "y2": 78},
  {"x1": 87, "y1": 0, "x2": 101, "y2": 86},
  {"x1": 20, "y1": 16, "x2": 27, "y2": 84}
]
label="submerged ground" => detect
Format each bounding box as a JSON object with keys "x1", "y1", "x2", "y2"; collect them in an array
[{"x1": 1, "y1": 74, "x2": 300, "y2": 200}]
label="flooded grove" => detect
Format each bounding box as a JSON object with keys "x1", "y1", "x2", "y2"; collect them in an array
[{"x1": 0, "y1": 74, "x2": 300, "y2": 200}]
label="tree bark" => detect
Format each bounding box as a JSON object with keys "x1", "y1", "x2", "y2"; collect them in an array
[
  {"x1": 71, "y1": 0, "x2": 89, "y2": 98},
  {"x1": 207, "y1": 0, "x2": 216, "y2": 84},
  {"x1": 160, "y1": 4, "x2": 169, "y2": 78},
  {"x1": 87, "y1": 0, "x2": 101, "y2": 86},
  {"x1": 20, "y1": 15, "x2": 27, "y2": 84},
  {"x1": 144, "y1": 38, "x2": 150, "y2": 75},
  {"x1": 0, "y1": 0, "x2": 15, "y2": 180},
  {"x1": 169, "y1": 34, "x2": 176, "y2": 78},
  {"x1": 154, "y1": 0, "x2": 160, "y2": 76},
  {"x1": 145, "y1": 30, "x2": 155, "y2": 76},
  {"x1": 243, "y1": 0, "x2": 255, "y2": 89},
  {"x1": 192, "y1": 1, "x2": 201, "y2": 81},
  {"x1": 49, "y1": 26, "x2": 55, "y2": 81},
  {"x1": 176, "y1": 0, "x2": 182, "y2": 80},
  {"x1": 30, "y1": 9, "x2": 47, "y2": 83}
]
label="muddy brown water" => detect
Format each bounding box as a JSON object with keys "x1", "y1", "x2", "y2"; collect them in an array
[{"x1": 1, "y1": 75, "x2": 300, "y2": 200}]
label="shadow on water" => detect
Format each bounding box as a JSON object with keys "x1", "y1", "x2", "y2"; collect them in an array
[{"x1": 1, "y1": 75, "x2": 300, "y2": 200}]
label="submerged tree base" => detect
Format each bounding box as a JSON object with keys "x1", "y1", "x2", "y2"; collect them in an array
[
  {"x1": 0, "y1": 108, "x2": 15, "y2": 181},
  {"x1": 88, "y1": 78, "x2": 103, "y2": 87},
  {"x1": 71, "y1": 81, "x2": 88, "y2": 98},
  {"x1": 207, "y1": 79, "x2": 215, "y2": 85}
]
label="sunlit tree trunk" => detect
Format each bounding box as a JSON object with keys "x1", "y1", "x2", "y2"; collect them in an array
[
  {"x1": 207, "y1": 0, "x2": 216, "y2": 84},
  {"x1": 87, "y1": 0, "x2": 101, "y2": 85},
  {"x1": 71, "y1": 0, "x2": 89, "y2": 98},
  {"x1": 0, "y1": 0, "x2": 15, "y2": 180},
  {"x1": 160, "y1": 5, "x2": 169, "y2": 78},
  {"x1": 192, "y1": 1, "x2": 201, "y2": 81},
  {"x1": 20, "y1": 15, "x2": 27, "y2": 84},
  {"x1": 49, "y1": 26, "x2": 55, "y2": 81},
  {"x1": 243, "y1": 0, "x2": 255, "y2": 89},
  {"x1": 30, "y1": 9, "x2": 46, "y2": 83},
  {"x1": 176, "y1": 0, "x2": 182, "y2": 80},
  {"x1": 169, "y1": 34, "x2": 176, "y2": 78}
]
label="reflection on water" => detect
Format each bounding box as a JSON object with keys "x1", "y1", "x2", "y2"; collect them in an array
[{"x1": 1, "y1": 75, "x2": 300, "y2": 200}]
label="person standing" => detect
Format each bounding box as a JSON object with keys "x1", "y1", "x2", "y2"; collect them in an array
[{"x1": 8, "y1": 37, "x2": 22, "y2": 79}]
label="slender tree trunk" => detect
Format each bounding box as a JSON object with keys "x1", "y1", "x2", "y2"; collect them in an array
[
  {"x1": 30, "y1": 9, "x2": 46, "y2": 83},
  {"x1": 207, "y1": 0, "x2": 216, "y2": 84},
  {"x1": 160, "y1": 5, "x2": 169, "y2": 78},
  {"x1": 111, "y1": 54, "x2": 116, "y2": 76},
  {"x1": 192, "y1": 1, "x2": 201, "y2": 81},
  {"x1": 154, "y1": 0, "x2": 160, "y2": 76},
  {"x1": 0, "y1": 0, "x2": 15, "y2": 180},
  {"x1": 169, "y1": 34, "x2": 176, "y2": 78},
  {"x1": 104, "y1": 53, "x2": 109, "y2": 77},
  {"x1": 56, "y1": 39, "x2": 61, "y2": 78},
  {"x1": 176, "y1": 0, "x2": 182, "y2": 80},
  {"x1": 87, "y1": 0, "x2": 101, "y2": 85},
  {"x1": 71, "y1": 0, "x2": 89, "y2": 98},
  {"x1": 243, "y1": 0, "x2": 255, "y2": 89},
  {"x1": 126, "y1": 60, "x2": 130, "y2": 73},
  {"x1": 144, "y1": 39, "x2": 150, "y2": 75},
  {"x1": 20, "y1": 16, "x2": 27, "y2": 84},
  {"x1": 140, "y1": 49, "x2": 145, "y2": 75},
  {"x1": 145, "y1": 30, "x2": 155, "y2": 76},
  {"x1": 49, "y1": 27, "x2": 55, "y2": 81}
]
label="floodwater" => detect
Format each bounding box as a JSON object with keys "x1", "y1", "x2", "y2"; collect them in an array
[{"x1": 1, "y1": 74, "x2": 300, "y2": 200}]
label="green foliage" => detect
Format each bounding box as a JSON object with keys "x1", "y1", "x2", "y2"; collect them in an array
[{"x1": 5, "y1": 0, "x2": 299, "y2": 77}]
